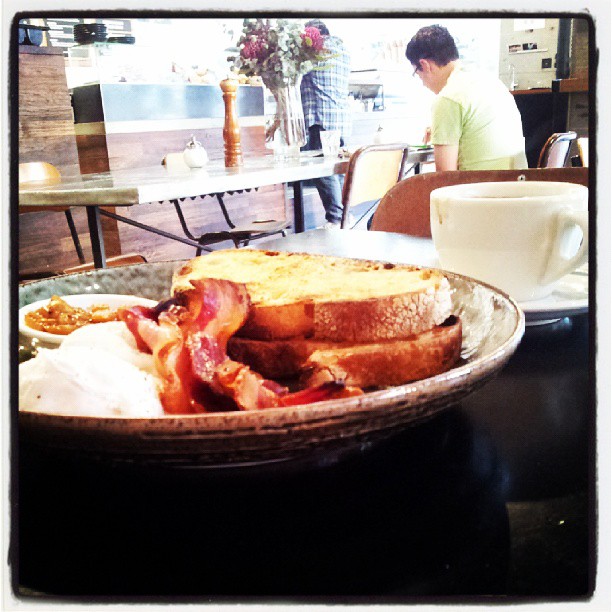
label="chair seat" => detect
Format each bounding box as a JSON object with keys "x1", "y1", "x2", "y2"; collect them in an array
[
  {"x1": 196, "y1": 220, "x2": 289, "y2": 243},
  {"x1": 62, "y1": 253, "x2": 148, "y2": 275},
  {"x1": 227, "y1": 219, "x2": 290, "y2": 235},
  {"x1": 19, "y1": 253, "x2": 149, "y2": 282},
  {"x1": 171, "y1": 193, "x2": 290, "y2": 254}
]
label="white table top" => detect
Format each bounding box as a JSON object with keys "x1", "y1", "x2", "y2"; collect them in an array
[
  {"x1": 18, "y1": 154, "x2": 348, "y2": 208},
  {"x1": 256, "y1": 228, "x2": 439, "y2": 267},
  {"x1": 18, "y1": 148, "x2": 434, "y2": 209}
]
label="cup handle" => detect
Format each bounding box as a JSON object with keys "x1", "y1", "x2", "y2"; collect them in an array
[{"x1": 540, "y1": 209, "x2": 588, "y2": 285}]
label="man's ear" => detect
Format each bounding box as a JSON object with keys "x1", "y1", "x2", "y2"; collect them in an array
[{"x1": 420, "y1": 58, "x2": 433, "y2": 73}]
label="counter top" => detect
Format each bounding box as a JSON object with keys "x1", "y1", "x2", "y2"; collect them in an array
[
  {"x1": 552, "y1": 77, "x2": 589, "y2": 93},
  {"x1": 511, "y1": 88, "x2": 553, "y2": 95}
]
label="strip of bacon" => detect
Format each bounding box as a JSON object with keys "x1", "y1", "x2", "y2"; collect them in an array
[
  {"x1": 212, "y1": 361, "x2": 362, "y2": 410},
  {"x1": 121, "y1": 300, "x2": 195, "y2": 413},
  {"x1": 121, "y1": 279, "x2": 249, "y2": 413},
  {"x1": 121, "y1": 278, "x2": 363, "y2": 413},
  {"x1": 278, "y1": 381, "x2": 363, "y2": 406}
]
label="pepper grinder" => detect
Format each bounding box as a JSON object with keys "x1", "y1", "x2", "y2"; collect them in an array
[{"x1": 220, "y1": 78, "x2": 243, "y2": 167}]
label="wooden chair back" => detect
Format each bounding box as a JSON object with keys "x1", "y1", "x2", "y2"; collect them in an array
[
  {"x1": 370, "y1": 167, "x2": 589, "y2": 238},
  {"x1": 340, "y1": 143, "x2": 409, "y2": 227},
  {"x1": 577, "y1": 137, "x2": 589, "y2": 168},
  {"x1": 19, "y1": 162, "x2": 67, "y2": 213},
  {"x1": 19, "y1": 161, "x2": 61, "y2": 185},
  {"x1": 537, "y1": 131, "x2": 577, "y2": 168}
]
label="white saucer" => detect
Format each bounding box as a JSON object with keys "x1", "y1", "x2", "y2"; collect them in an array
[
  {"x1": 422, "y1": 246, "x2": 588, "y2": 326},
  {"x1": 518, "y1": 268, "x2": 588, "y2": 325}
]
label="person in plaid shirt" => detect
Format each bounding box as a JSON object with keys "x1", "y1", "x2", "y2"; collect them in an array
[{"x1": 300, "y1": 19, "x2": 351, "y2": 227}]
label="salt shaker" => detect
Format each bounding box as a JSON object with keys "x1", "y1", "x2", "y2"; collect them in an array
[
  {"x1": 373, "y1": 125, "x2": 385, "y2": 145},
  {"x1": 183, "y1": 135, "x2": 208, "y2": 168}
]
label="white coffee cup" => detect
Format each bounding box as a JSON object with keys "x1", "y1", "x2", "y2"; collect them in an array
[{"x1": 430, "y1": 181, "x2": 588, "y2": 302}]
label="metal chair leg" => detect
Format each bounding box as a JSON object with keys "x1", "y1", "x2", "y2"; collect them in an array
[
  {"x1": 215, "y1": 194, "x2": 236, "y2": 228},
  {"x1": 64, "y1": 209, "x2": 86, "y2": 264}
]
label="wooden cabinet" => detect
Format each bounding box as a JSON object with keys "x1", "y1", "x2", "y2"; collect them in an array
[{"x1": 18, "y1": 46, "x2": 80, "y2": 168}]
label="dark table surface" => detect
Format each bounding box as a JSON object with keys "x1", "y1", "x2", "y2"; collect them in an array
[{"x1": 13, "y1": 232, "x2": 596, "y2": 604}]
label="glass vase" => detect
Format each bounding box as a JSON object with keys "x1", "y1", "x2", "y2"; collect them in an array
[{"x1": 266, "y1": 78, "x2": 306, "y2": 162}]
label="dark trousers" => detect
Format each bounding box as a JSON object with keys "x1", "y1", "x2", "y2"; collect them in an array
[{"x1": 302, "y1": 125, "x2": 345, "y2": 224}]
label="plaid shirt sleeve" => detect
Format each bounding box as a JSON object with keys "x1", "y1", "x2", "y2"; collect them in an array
[{"x1": 300, "y1": 36, "x2": 351, "y2": 139}]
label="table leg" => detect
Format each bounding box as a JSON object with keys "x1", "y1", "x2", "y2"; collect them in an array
[
  {"x1": 86, "y1": 206, "x2": 107, "y2": 268},
  {"x1": 291, "y1": 181, "x2": 305, "y2": 233},
  {"x1": 63, "y1": 209, "x2": 86, "y2": 264}
]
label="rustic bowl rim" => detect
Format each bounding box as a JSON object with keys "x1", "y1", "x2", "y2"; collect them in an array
[{"x1": 18, "y1": 260, "x2": 525, "y2": 429}]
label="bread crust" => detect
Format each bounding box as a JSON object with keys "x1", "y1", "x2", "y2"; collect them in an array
[
  {"x1": 312, "y1": 278, "x2": 452, "y2": 341},
  {"x1": 228, "y1": 316, "x2": 462, "y2": 388},
  {"x1": 173, "y1": 250, "x2": 453, "y2": 342}
]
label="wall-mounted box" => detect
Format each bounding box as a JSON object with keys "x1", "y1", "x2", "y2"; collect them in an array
[{"x1": 499, "y1": 18, "x2": 559, "y2": 90}]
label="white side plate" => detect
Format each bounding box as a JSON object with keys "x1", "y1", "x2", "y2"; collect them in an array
[{"x1": 19, "y1": 294, "x2": 158, "y2": 348}]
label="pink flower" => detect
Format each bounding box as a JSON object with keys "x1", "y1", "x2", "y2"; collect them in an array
[
  {"x1": 241, "y1": 38, "x2": 266, "y2": 59},
  {"x1": 301, "y1": 26, "x2": 325, "y2": 51}
]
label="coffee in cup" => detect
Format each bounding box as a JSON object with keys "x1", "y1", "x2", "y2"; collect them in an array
[{"x1": 430, "y1": 181, "x2": 588, "y2": 302}]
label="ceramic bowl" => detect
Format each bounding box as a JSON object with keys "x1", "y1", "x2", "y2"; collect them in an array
[
  {"x1": 19, "y1": 293, "x2": 157, "y2": 350},
  {"x1": 18, "y1": 260, "x2": 525, "y2": 467}
]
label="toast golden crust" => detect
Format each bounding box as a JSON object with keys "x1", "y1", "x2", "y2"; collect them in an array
[
  {"x1": 173, "y1": 250, "x2": 453, "y2": 341},
  {"x1": 228, "y1": 316, "x2": 462, "y2": 388},
  {"x1": 313, "y1": 279, "x2": 452, "y2": 341}
]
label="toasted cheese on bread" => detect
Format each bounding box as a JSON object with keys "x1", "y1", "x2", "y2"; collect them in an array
[
  {"x1": 228, "y1": 316, "x2": 462, "y2": 388},
  {"x1": 172, "y1": 250, "x2": 453, "y2": 342}
]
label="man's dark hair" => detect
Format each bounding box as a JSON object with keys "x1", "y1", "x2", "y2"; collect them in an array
[
  {"x1": 305, "y1": 19, "x2": 330, "y2": 36},
  {"x1": 405, "y1": 25, "x2": 459, "y2": 67}
]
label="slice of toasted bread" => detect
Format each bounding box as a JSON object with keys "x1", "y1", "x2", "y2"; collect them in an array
[
  {"x1": 173, "y1": 250, "x2": 453, "y2": 342},
  {"x1": 228, "y1": 316, "x2": 462, "y2": 388}
]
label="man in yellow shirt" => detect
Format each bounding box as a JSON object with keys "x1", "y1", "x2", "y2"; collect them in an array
[{"x1": 406, "y1": 25, "x2": 528, "y2": 171}]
